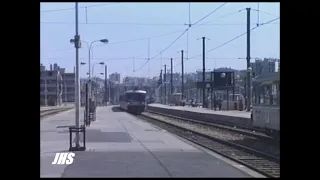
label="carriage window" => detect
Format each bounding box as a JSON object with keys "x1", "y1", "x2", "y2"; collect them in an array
[{"x1": 127, "y1": 93, "x2": 145, "y2": 102}]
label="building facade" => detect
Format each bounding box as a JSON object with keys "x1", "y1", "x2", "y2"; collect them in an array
[
  {"x1": 109, "y1": 73, "x2": 120, "y2": 83},
  {"x1": 62, "y1": 73, "x2": 75, "y2": 102},
  {"x1": 40, "y1": 63, "x2": 63, "y2": 106},
  {"x1": 40, "y1": 63, "x2": 75, "y2": 105},
  {"x1": 250, "y1": 58, "x2": 278, "y2": 77}
]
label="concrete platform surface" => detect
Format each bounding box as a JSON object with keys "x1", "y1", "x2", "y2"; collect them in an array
[
  {"x1": 148, "y1": 103, "x2": 251, "y2": 119},
  {"x1": 41, "y1": 106, "x2": 262, "y2": 178}
]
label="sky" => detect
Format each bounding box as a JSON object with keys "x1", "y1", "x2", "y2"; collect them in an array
[{"x1": 40, "y1": 2, "x2": 280, "y2": 79}]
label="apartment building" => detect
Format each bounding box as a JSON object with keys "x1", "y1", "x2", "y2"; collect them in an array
[
  {"x1": 40, "y1": 63, "x2": 75, "y2": 105},
  {"x1": 40, "y1": 64, "x2": 63, "y2": 106}
]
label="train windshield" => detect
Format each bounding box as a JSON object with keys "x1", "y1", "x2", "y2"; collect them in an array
[{"x1": 127, "y1": 93, "x2": 146, "y2": 102}]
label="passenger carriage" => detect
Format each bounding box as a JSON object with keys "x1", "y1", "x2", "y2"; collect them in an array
[{"x1": 252, "y1": 72, "x2": 280, "y2": 137}]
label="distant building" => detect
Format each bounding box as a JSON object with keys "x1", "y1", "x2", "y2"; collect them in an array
[
  {"x1": 40, "y1": 63, "x2": 63, "y2": 105},
  {"x1": 62, "y1": 72, "x2": 75, "y2": 102},
  {"x1": 109, "y1": 73, "x2": 120, "y2": 83},
  {"x1": 250, "y1": 58, "x2": 278, "y2": 77},
  {"x1": 40, "y1": 63, "x2": 75, "y2": 105}
]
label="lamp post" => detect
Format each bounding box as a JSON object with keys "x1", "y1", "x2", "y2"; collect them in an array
[
  {"x1": 92, "y1": 62, "x2": 105, "y2": 80},
  {"x1": 247, "y1": 67, "x2": 252, "y2": 111},
  {"x1": 80, "y1": 61, "x2": 104, "y2": 96},
  {"x1": 70, "y1": 38, "x2": 108, "y2": 103}
]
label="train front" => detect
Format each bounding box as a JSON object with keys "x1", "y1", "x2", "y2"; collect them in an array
[{"x1": 126, "y1": 92, "x2": 146, "y2": 114}]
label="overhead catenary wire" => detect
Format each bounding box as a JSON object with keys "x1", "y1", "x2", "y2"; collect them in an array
[
  {"x1": 134, "y1": 28, "x2": 189, "y2": 72},
  {"x1": 192, "y1": 2, "x2": 227, "y2": 26},
  {"x1": 206, "y1": 17, "x2": 279, "y2": 53},
  {"x1": 41, "y1": 6, "x2": 279, "y2": 27},
  {"x1": 42, "y1": 3, "x2": 228, "y2": 26},
  {"x1": 43, "y1": 21, "x2": 279, "y2": 54},
  {"x1": 134, "y1": 3, "x2": 227, "y2": 73},
  {"x1": 41, "y1": 21, "x2": 275, "y2": 26},
  {"x1": 251, "y1": 8, "x2": 279, "y2": 17},
  {"x1": 41, "y1": 22, "x2": 188, "y2": 26},
  {"x1": 198, "y1": 8, "x2": 246, "y2": 25},
  {"x1": 42, "y1": 56, "x2": 241, "y2": 61},
  {"x1": 95, "y1": 29, "x2": 186, "y2": 47},
  {"x1": 43, "y1": 3, "x2": 229, "y2": 56},
  {"x1": 41, "y1": 6, "x2": 251, "y2": 28},
  {"x1": 40, "y1": 3, "x2": 119, "y2": 12},
  {"x1": 43, "y1": 30, "x2": 186, "y2": 53},
  {"x1": 175, "y1": 17, "x2": 279, "y2": 66},
  {"x1": 42, "y1": 3, "x2": 279, "y2": 76},
  {"x1": 174, "y1": 57, "x2": 245, "y2": 67}
]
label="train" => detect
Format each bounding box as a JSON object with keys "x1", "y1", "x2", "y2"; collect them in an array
[
  {"x1": 119, "y1": 90, "x2": 147, "y2": 114},
  {"x1": 251, "y1": 72, "x2": 280, "y2": 137}
]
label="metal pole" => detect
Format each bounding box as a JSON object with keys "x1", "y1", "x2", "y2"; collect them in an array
[
  {"x1": 88, "y1": 48, "x2": 91, "y2": 79},
  {"x1": 160, "y1": 69, "x2": 163, "y2": 104},
  {"x1": 246, "y1": 8, "x2": 251, "y2": 111},
  {"x1": 87, "y1": 47, "x2": 91, "y2": 122},
  {"x1": 74, "y1": 2, "x2": 80, "y2": 147},
  {"x1": 85, "y1": 83, "x2": 89, "y2": 125},
  {"x1": 109, "y1": 81, "x2": 111, "y2": 103},
  {"x1": 210, "y1": 72, "x2": 213, "y2": 109},
  {"x1": 202, "y1": 37, "x2": 206, "y2": 108},
  {"x1": 170, "y1": 58, "x2": 173, "y2": 95},
  {"x1": 148, "y1": 38, "x2": 150, "y2": 78},
  {"x1": 105, "y1": 65, "x2": 108, "y2": 105},
  {"x1": 181, "y1": 50, "x2": 184, "y2": 98},
  {"x1": 226, "y1": 77, "x2": 229, "y2": 111},
  {"x1": 164, "y1": 65, "x2": 167, "y2": 104}
]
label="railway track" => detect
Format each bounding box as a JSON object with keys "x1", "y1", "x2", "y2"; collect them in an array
[
  {"x1": 138, "y1": 111, "x2": 280, "y2": 178},
  {"x1": 40, "y1": 108, "x2": 73, "y2": 119},
  {"x1": 146, "y1": 110, "x2": 273, "y2": 141},
  {"x1": 146, "y1": 108, "x2": 266, "y2": 133}
]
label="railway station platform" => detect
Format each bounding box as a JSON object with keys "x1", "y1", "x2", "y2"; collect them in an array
[
  {"x1": 147, "y1": 103, "x2": 252, "y2": 128},
  {"x1": 40, "y1": 106, "x2": 263, "y2": 178}
]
